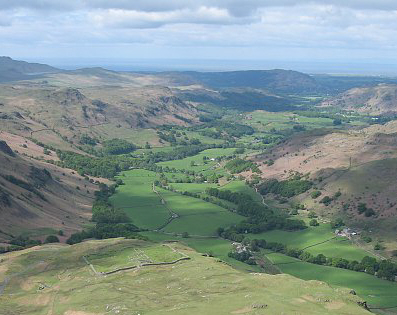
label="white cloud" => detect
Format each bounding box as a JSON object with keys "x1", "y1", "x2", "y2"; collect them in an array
[
  {"x1": 2, "y1": 1, "x2": 397, "y2": 13},
  {"x1": 90, "y1": 6, "x2": 252, "y2": 29},
  {"x1": 1, "y1": 1, "x2": 397, "y2": 66}
]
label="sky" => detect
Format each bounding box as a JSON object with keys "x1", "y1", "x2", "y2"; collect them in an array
[{"x1": 1, "y1": 0, "x2": 397, "y2": 73}]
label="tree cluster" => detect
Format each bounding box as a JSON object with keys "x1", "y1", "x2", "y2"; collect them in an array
[
  {"x1": 67, "y1": 182, "x2": 143, "y2": 245},
  {"x1": 258, "y1": 178, "x2": 312, "y2": 198},
  {"x1": 102, "y1": 139, "x2": 137, "y2": 155},
  {"x1": 225, "y1": 158, "x2": 260, "y2": 174},
  {"x1": 357, "y1": 203, "x2": 376, "y2": 217},
  {"x1": 209, "y1": 187, "x2": 307, "y2": 236}
]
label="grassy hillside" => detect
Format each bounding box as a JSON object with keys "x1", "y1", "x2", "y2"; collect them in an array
[{"x1": 0, "y1": 238, "x2": 370, "y2": 315}]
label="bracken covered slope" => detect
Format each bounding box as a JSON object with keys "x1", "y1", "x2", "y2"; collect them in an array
[
  {"x1": 0, "y1": 139, "x2": 99, "y2": 241},
  {"x1": 322, "y1": 84, "x2": 397, "y2": 115}
]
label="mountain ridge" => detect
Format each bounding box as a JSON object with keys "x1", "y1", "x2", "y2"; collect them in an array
[
  {"x1": 0, "y1": 56, "x2": 60, "y2": 82},
  {"x1": 321, "y1": 84, "x2": 397, "y2": 115}
]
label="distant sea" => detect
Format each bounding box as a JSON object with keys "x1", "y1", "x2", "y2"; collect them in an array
[{"x1": 21, "y1": 58, "x2": 397, "y2": 76}]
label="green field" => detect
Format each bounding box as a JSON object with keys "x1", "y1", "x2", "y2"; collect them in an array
[
  {"x1": 243, "y1": 111, "x2": 335, "y2": 132},
  {"x1": 250, "y1": 223, "x2": 373, "y2": 261},
  {"x1": 110, "y1": 169, "x2": 170, "y2": 230},
  {"x1": 110, "y1": 169, "x2": 244, "y2": 236},
  {"x1": 266, "y1": 253, "x2": 397, "y2": 308},
  {"x1": 157, "y1": 147, "x2": 237, "y2": 172},
  {"x1": 170, "y1": 182, "x2": 218, "y2": 193},
  {"x1": 182, "y1": 130, "x2": 225, "y2": 144},
  {"x1": 158, "y1": 187, "x2": 244, "y2": 236},
  {"x1": 169, "y1": 180, "x2": 261, "y2": 197}
]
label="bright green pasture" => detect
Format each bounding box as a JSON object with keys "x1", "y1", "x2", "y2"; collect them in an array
[
  {"x1": 162, "y1": 172, "x2": 195, "y2": 181},
  {"x1": 111, "y1": 169, "x2": 244, "y2": 235},
  {"x1": 266, "y1": 253, "x2": 397, "y2": 308},
  {"x1": 164, "y1": 212, "x2": 242, "y2": 236},
  {"x1": 110, "y1": 169, "x2": 170, "y2": 229},
  {"x1": 157, "y1": 147, "x2": 237, "y2": 172},
  {"x1": 249, "y1": 111, "x2": 333, "y2": 126},
  {"x1": 250, "y1": 224, "x2": 334, "y2": 248},
  {"x1": 306, "y1": 238, "x2": 372, "y2": 261},
  {"x1": 243, "y1": 111, "x2": 334, "y2": 132},
  {"x1": 158, "y1": 188, "x2": 244, "y2": 236},
  {"x1": 170, "y1": 182, "x2": 218, "y2": 193},
  {"x1": 183, "y1": 130, "x2": 225, "y2": 144},
  {"x1": 249, "y1": 224, "x2": 373, "y2": 261}
]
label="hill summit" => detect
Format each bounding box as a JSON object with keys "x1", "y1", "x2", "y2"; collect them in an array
[{"x1": 0, "y1": 56, "x2": 60, "y2": 82}]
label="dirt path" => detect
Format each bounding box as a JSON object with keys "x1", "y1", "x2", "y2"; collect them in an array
[{"x1": 254, "y1": 186, "x2": 270, "y2": 208}]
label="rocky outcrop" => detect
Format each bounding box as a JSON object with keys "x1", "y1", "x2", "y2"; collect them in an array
[{"x1": 0, "y1": 141, "x2": 15, "y2": 157}]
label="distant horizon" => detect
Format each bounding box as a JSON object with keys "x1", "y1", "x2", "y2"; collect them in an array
[
  {"x1": 11, "y1": 56, "x2": 397, "y2": 77},
  {"x1": 2, "y1": 1, "x2": 397, "y2": 78}
]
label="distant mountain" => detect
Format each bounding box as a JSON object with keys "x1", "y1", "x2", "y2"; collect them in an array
[
  {"x1": 161, "y1": 69, "x2": 320, "y2": 94},
  {"x1": 322, "y1": 84, "x2": 397, "y2": 115},
  {"x1": 176, "y1": 87, "x2": 294, "y2": 112},
  {"x1": 313, "y1": 74, "x2": 397, "y2": 95},
  {"x1": 0, "y1": 56, "x2": 60, "y2": 82}
]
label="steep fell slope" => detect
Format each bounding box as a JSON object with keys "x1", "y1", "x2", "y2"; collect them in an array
[
  {"x1": 0, "y1": 140, "x2": 99, "y2": 241},
  {"x1": 322, "y1": 84, "x2": 397, "y2": 115},
  {"x1": 251, "y1": 121, "x2": 397, "y2": 244}
]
